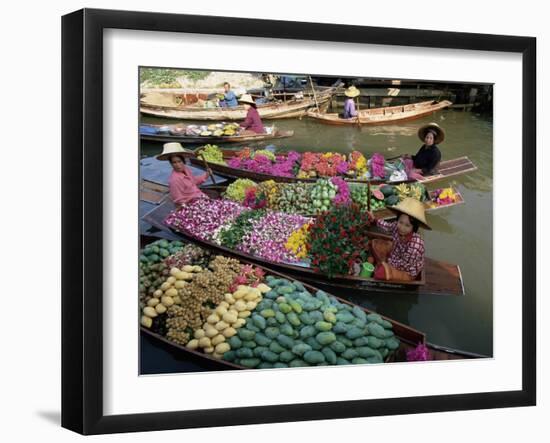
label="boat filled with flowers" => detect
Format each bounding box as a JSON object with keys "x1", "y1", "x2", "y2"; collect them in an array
[
  {"x1": 150, "y1": 196, "x2": 465, "y2": 296},
  {"x1": 188, "y1": 145, "x2": 478, "y2": 185}
]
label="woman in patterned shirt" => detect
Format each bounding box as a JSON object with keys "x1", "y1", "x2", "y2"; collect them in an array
[{"x1": 369, "y1": 197, "x2": 431, "y2": 282}]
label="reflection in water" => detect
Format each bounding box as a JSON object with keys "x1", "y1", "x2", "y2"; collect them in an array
[{"x1": 140, "y1": 110, "x2": 493, "y2": 356}]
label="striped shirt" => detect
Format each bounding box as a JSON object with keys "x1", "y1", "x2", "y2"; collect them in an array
[{"x1": 376, "y1": 219, "x2": 425, "y2": 277}]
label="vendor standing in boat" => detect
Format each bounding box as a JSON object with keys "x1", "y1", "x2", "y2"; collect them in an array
[
  {"x1": 157, "y1": 142, "x2": 212, "y2": 208},
  {"x1": 238, "y1": 94, "x2": 265, "y2": 134},
  {"x1": 402, "y1": 123, "x2": 445, "y2": 180},
  {"x1": 368, "y1": 198, "x2": 431, "y2": 282},
  {"x1": 342, "y1": 85, "x2": 360, "y2": 119},
  {"x1": 218, "y1": 82, "x2": 239, "y2": 108}
]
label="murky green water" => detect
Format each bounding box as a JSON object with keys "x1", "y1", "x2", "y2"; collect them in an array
[{"x1": 141, "y1": 109, "x2": 493, "y2": 356}]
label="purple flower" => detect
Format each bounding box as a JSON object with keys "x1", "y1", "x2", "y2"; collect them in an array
[{"x1": 406, "y1": 343, "x2": 432, "y2": 362}]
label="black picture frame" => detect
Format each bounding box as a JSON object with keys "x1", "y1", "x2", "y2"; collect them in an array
[{"x1": 61, "y1": 8, "x2": 536, "y2": 435}]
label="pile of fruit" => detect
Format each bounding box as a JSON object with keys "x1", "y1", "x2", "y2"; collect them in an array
[
  {"x1": 139, "y1": 240, "x2": 401, "y2": 367},
  {"x1": 275, "y1": 182, "x2": 312, "y2": 214},
  {"x1": 432, "y1": 187, "x2": 458, "y2": 206},
  {"x1": 197, "y1": 144, "x2": 226, "y2": 165},
  {"x1": 310, "y1": 179, "x2": 337, "y2": 212},
  {"x1": 224, "y1": 178, "x2": 257, "y2": 202},
  {"x1": 221, "y1": 277, "x2": 399, "y2": 368},
  {"x1": 182, "y1": 123, "x2": 241, "y2": 137}
]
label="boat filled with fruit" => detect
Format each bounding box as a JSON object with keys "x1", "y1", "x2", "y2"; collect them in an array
[
  {"x1": 139, "y1": 236, "x2": 477, "y2": 369},
  {"x1": 188, "y1": 145, "x2": 478, "y2": 185},
  {"x1": 140, "y1": 122, "x2": 294, "y2": 144},
  {"x1": 206, "y1": 177, "x2": 464, "y2": 219}
]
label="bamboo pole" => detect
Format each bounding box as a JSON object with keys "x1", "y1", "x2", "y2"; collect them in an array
[
  {"x1": 195, "y1": 149, "x2": 217, "y2": 185},
  {"x1": 309, "y1": 76, "x2": 320, "y2": 112}
]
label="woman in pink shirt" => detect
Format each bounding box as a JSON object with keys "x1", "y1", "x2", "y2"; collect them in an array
[
  {"x1": 157, "y1": 142, "x2": 211, "y2": 207},
  {"x1": 238, "y1": 94, "x2": 265, "y2": 134}
]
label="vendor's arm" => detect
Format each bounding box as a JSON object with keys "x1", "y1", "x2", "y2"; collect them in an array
[
  {"x1": 421, "y1": 148, "x2": 441, "y2": 175},
  {"x1": 240, "y1": 112, "x2": 253, "y2": 129},
  {"x1": 403, "y1": 237, "x2": 425, "y2": 277},
  {"x1": 376, "y1": 218, "x2": 397, "y2": 233}
]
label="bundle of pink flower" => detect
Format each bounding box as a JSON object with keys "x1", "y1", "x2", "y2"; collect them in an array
[
  {"x1": 164, "y1": 197, "x2": 247, "y2": 240},
  {"x1": 238, "y1": 211, "x2": 312, "y2": 263}
]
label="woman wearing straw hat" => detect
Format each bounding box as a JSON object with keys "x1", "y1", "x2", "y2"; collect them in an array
[
  {"x1": 368, "y1": 198, "x2": 431, "y2": 282},
  {"x1": 402, "y1": 122, "x2": 445, "y2": 180},
  {"x1": 157, "y1": 142, "x2": 211, "y2": 207},
  {"x1": 342, "y1": 85, "x2": 360, "y2": 119},
  {"x1": 238, "y1": 94, "x2": 265, "y2": 134}
]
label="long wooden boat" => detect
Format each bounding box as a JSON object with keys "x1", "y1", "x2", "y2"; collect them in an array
[
  {"x1": 139, "y1": 181, "x2": 464, "y2": 220},
  {"x1": 188, "y1": 148, "x2": 478, "y2": 186},
  {"x1": 141, "y1": 200, "x2": 465, "y2": 297},
  {"x1": 139, "y1": 235, "x2": 482, "y2": 370},
  {"x1": 140, "y1": 123, "x2": 294, "y2": 144},
  {"x1": 140, "y1": 85, "x2": 336, "y2": 120},
  {"x1": 306, "y1": 100, "x2": 452, "y2": 126}
]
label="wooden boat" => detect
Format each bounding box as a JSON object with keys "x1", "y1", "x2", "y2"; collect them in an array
[
  {"x1": 140, "y1": 199, "x2": 465, "y2": 297},
  {"x1": 306, "y1": 100, "x2": 452, "y2": 126},
  {"x1": 139, "y1": 235, "x2": 482, "y2": 369},
  {"x1": 139, "y1": 180, "x2": 464, "y2": 221},
  {"x1": 140, "y1": 123, "x2": 294, "y2": 144},
  {"x1": 188, "y1": 148, "x2": 478, "y2": 186},
  {"x1": 140, "y1": 85, "x2": 337, "y2": 120}
]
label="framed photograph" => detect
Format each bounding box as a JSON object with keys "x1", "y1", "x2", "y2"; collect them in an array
[{"x1": 62, "y1": 8, "x2": 536, "y2": 435}]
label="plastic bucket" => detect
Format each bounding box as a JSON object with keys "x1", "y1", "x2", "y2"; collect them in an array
[{"x1": 360, "y1": 262, "x2": 375, "y2": 278}]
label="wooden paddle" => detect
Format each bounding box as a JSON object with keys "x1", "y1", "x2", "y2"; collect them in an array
[{"x1": 194, "y1": 148, "x2": 217, "y2": 185}]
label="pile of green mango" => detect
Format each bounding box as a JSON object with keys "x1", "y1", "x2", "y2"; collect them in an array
[{"x1": 222, "y1": 276, "x2": 399, "y2": 368}]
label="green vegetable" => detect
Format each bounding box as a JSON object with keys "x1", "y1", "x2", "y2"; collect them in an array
[
  {"x1": 303, "y1": 350, "x2": 326, "y2": 365},
  {"x1": 252, "y1": 314, "x2": 267, "y2": 330},
  {"x1": 253, "y1": 346, "x2": 269, "y2": 358},
  {"x1": 228, "y1": 336, "x2": 242, "y2": 349},
  {"x1": 265, "y1": 327, "x2": 280, "y2": 339},
  {"x1": 304, "y1": 336, "x2": 322, "y2": 351},
  {"x1": 322, "y1": 347, "x2": 337, "y2": 365},
  {"x1": 315, "y1": 321, "x2": 333, "y2": 332},
  {"x1": 323, "y1": 310, "x2": 337, "y2": 324},
  {"x1": 276, "y1": 334, "x2": 295, "y2": 350},
  {"x1": 367, "y1": 322, "x2": 386, "y2": 339},
  {"x1": 385, "y1": 337, "x2": 400, "y2": 350},
  {"x1": 333, "y1": 322, "x2": 349, "y2": 334},
  {"x1": 292, "y1": 343, "x2": 313, "y2": 356},
  {"x1": 367, "y1": 336, "x2": 383, "y2": 349},
  {"x1": 279, "y1": 324, "x2": 295, "y2": 337},
  {"x1": 269, "y1": 341, "x2": 286, "y2": 354},
  {"x1": 240, "y1": 358, "x2": 261, "y2": 368},
  {"x1": 223, "y1": 350, "x2": 236, "y2": 362},
  {"x1": 299, "y1": 312, "x2": 315, "y2": 325},
  {"x1": 336, "y1": 357, "x2": 351, "y2": 365},
  {"x1": 356, "y1": 347, "x2": 378, "y2": 359},
  {"x1": 261, "y1": 350, "x2": 279, "y2": 363},
  {"x1": 238, "y1": 329, "x2": 255, "y2": 341},
  {"x1": 242, "y1": 341, "x2": 257, "y2": 349},
  {"x1": 330, "y1": 341, "x2": 346, "y2": 354},
  {"x1": 261, "y1": 309, "x2": 276, "y2": 318},
  {"x1": 279, "y1": 351, "x2": 295, "y2": 362},
  {"x1": 277, "y1": 285, "x2": 295, "y2": 295},
  {"x1": 258, "y1": 362, "x2": 274, "y2": 369},
  {"x1": 287, "y1": 312, "x2": 301, "y2": 327},
  {"x1": 342, "y1": 349, "x2": 358, "y2": 360},
  {"x1": 352, "y1": 357, "x2": 369, "y2": 364},
  {"x1": 278, "y1": 303, "x2": 291, "y2": 314},
  {"x1": 236, "y1": 348, "x2": 254, "y2": 359},
  {"x1": 299, "y1": 325, "x2": 317, "y2": 339},
  {"x1": 289, "y1": 300, "x2": 303, "y2": 314},
  {"x1": 273, "y1": 362, "x2": 289, "y2": 369},
  {"x1": 254, "y1": 333, "x2": 271, "y2": 347},
  {"x1": 316, "y1": 332, "x2": 336, "y2": 345},
  {"x1": 289, "y1": 359, "x2": 308, "y2": 368},
  {"x1": 345, "y1": 327, "x2": 365, "y2": 340},
  {"x1": 275, "y1": 312, "x2": 287, "y2": 324}
]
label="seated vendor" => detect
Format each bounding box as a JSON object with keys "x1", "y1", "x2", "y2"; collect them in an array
[
  {"x1": 238, "y1": 94, "x2": 265, "y2": 134},
  {"x1": 369, "y1": 198, "x2": 431, "y2": 282},
  {"x1": 402, "y1": 123, "x2": 445, "y2": 180},
  {"x1": 218, "y1": 82, "x2": 239, "y2": 108},
  {"x1": 156, "y1": 142, "x2": 212, "y2": 208},
  {"x1": 342, "y1": 85, "x2": 360, "y2": 119}
]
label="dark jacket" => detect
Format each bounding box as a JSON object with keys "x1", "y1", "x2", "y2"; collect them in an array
[{"x1": 413, "y1": 144, "x2": 441, "y2": 175}]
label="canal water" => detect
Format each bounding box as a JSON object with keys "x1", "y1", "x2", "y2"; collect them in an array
[{"x1": 141, "y1": 109, "x2": 493, "y2": 357}]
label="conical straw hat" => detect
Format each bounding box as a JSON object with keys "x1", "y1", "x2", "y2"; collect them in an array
[
  {"x1": 238, "y1": 94, "x2": 256, "y2": 105},
  {"x1": 418, "y1": 122, "x2": 445, "y2": 144},
  {"x1": 156, "y1": 142, "x2": 194, "y2": 161},
  {"x1": 387, "y1": 197, "x2": 431, "y2": 230},
  {"x1": 344, "y1": 85, "x2": 360, "y2": 98}
]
